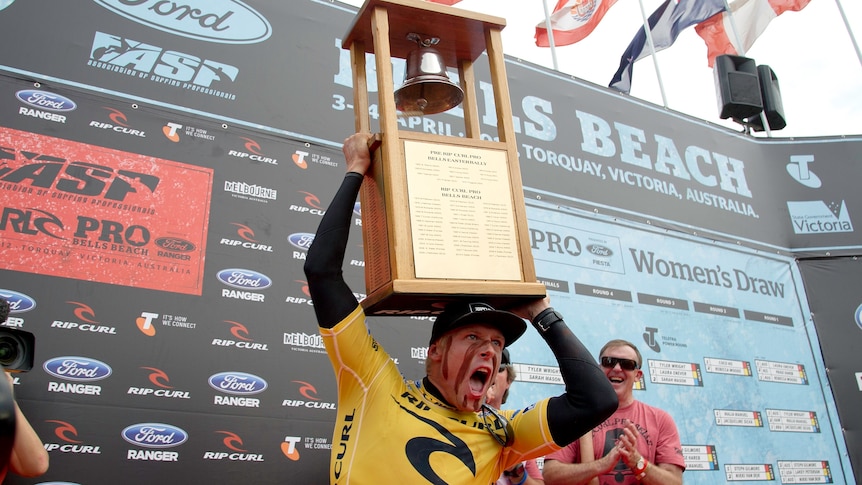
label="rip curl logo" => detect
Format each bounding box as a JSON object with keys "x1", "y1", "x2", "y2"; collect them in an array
[
  {"x1": 400, "y1": 402, "x2": 476, "y2": 482},
  {"x1": 67, "y1": 301, "x2": 98, "y2": 324},
  {"x1": 47, "y1": 420, "x2": 82, "y2": 443},
  {"x1": 217, "y1": 431, "x2": 247, "y2": 452}
]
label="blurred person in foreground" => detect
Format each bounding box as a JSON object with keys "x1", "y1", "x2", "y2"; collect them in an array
[
  {"x1": 543, "y1": 339, "x2": 684, "y2": 485},
  {"x1": 0, "y1": 298, "x2": 49, "y2": 482},
  {"x1": 303, "y1": 132, "x2": 618, "y2": 484}
]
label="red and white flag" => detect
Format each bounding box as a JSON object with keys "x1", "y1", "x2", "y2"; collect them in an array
[
  {"x1": 536, "y1": 0, "x2": 619, "y2": 47},
  {"x1": 695, "y1": 0, "x2": 812, "y2": 67}
]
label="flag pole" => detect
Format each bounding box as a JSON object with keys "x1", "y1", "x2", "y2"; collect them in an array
[
  {"x1": 542, "y1": 0, "x2": 560, "y2": 70},
  {"x1": 721, "y1": 0, "x2": 772, "y2": 137},
  {"x1": 834, "y1": 0, "x2": 862, "y2": 70},
  {"x1": 638, "y1": 0, "x2": 668, "y2": 107}
]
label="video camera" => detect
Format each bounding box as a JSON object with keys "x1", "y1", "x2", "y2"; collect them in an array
[
  {"x1": 0, "y1": 327, "x2": 35, "y2": 373},
  {"x1": 0, "y1": 298, "x2": 35, "y2": 372}
]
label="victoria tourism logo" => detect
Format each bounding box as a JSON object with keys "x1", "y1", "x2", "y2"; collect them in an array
[
  {"x1": 787, "y1": 201, "x2": 854, "y2": 235},
  {"x1": 785, "y1": 154, "x2": 854, "y2": 235}
]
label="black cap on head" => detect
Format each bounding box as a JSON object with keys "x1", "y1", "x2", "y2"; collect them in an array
[{"x1": 429, "y1": 302, "x2": 527, "y2": 348}]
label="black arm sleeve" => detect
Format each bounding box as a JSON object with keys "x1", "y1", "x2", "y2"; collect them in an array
[
  {"x1": 539, "y1": 316, "x2": 619, "y2": 446},
  {"x1": 303, "y1": 172, "x2": 363, "y2": 329}
]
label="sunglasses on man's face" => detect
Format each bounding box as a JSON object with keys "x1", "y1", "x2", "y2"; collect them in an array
[{"x1": 600, "y1": 356, "x2": 639, "y2": 371}]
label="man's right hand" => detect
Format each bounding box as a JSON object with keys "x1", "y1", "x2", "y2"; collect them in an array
[{"x1": 342, "y1": 132, "x2": 374, "y2": 176}]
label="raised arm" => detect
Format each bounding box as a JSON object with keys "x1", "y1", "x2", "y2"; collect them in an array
[
  {"x1": 303, "y1": 133, "x2": 374, "y2": 328},
  {"x1": 510, "y1": 298, "x2": 618, "y2": 446}
]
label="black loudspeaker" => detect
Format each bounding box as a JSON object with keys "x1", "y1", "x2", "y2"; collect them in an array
[
  {"x1": 714, "y1": 54, "x2": 763, "y2": 120},
  {"x1": 746, "y1": 65, "x2": 786, "y2": 131}
]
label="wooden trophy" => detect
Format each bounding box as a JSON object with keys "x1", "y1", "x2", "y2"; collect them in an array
[{"x1": 342, "y1": 0, "x2": 546, "y2": 316}]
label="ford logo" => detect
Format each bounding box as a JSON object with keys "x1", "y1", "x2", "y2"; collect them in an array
[
  {"x1": 287, "y1": 232, "x2": 315, "y2": 251},
  {"x1": 122, "y1": 423, "x2": 188, "y2": 448},
  {"x1": 586, "y1": 244, "x2": 613, "y2": 257},
  {"x1": 43, "y1": 356, "x2": 112, "y2": 382},
  {"x1": 208, "y1": 371, "x2": 267, "y2": 395},
  {"x1": 154, "y1": 237, "x2": 196, "y2": 252},
  {"x1": 93, "y1": 0, "x2": 272, "y2": 44},
  {"x1": 216, "y1": 269, "x2": 272, "y2": 290},
  {"x1": 15, "y1": 90, "x2": 77, "y2": 112},
  {"x1": 0, "y1": 289, "x2": 37, "y2": 313}
]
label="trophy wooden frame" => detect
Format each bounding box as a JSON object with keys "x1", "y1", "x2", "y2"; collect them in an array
[{"x1": 343, "y1": 0, "x2": 546, "y2": 316}]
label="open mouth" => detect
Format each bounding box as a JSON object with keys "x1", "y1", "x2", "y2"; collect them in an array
[
  {"x1": 609, "y1": 376, "x2": 625, "y2": 383},
  {"x1": 470, "y1": 368, "x2": 491, "y2": 395}
]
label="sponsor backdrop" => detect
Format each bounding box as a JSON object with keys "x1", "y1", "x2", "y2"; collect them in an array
[{"x1": 0, "y1": 0, "x2": 858, "y2": 483}]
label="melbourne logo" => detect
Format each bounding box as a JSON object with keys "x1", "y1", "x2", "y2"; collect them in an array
[
  {"x1": 208, "y1": 372, "x2": 267, "y2": 395},
  {"x1": 122, "y1": 423, "x2": 188, "y2": 448},
  {"x1": 787, "y1": 201, "x2": 854, "y2": 235},
  {"x1": 44, "y1": 357, "x2": 112, "y2": 382},
  {"x1": 93, "y1": 0, "x2": 272, "y2": 44},
  {"x1": 15, "y1": 90, "x2": 77, "y2": 111}
]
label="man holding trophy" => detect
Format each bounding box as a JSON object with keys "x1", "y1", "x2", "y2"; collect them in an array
[{"x1": 303, "y1": 133, "x2": 618, "y2": 484}]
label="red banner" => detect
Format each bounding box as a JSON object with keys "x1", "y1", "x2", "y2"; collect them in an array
[{"x1": 0, "y1": 127, "x2": 213, "y2": 295}]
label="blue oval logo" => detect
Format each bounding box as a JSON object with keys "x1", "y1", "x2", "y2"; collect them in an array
[
  {"x1": 154, "y1": 237, "x2": 196, "y2": 252},
  {"x1": 586, "y1": 244, "x2": 613, "y2": 257},
  {"x1": 16, "y1": 90, "x2": 77, "y2": 112},
  {"x1": 208, "y1": 371, "x2": 267, "y2": 395},
  {"x1": 0, "y1": 289, "x2": 37, "y2": 313},
  {"x1": 122, "y1": 423, "x2": 188, "y2": 448},
  {"x1": 43, "y1": 356, "x2": 112, "y2": 382},
  {"x1": 287, "y1": 232, "x2": 315, "y2": 251},
  {"x1": 216, "y1": 268, "x2": 272, "y2": 290},
  {"x1": 93, "y1": 0, "x2": 272, "y2": 44}
]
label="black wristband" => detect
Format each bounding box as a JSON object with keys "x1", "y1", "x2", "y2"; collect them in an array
[{"x1": 532, "y1": 307, "x2": 564, "y2": 333}]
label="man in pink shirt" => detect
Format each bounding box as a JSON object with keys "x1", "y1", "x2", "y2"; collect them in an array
[{"x1": 543, "y1": 339, "x2": 684, "y2": 485}]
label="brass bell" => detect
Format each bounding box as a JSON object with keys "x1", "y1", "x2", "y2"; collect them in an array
[{"x1": 394, "y1": 34, "x2": 464, "y2": 115}]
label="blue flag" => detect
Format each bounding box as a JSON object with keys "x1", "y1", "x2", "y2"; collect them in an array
[{"x1": 609, "y1": 0, "x2": 726, "y2": 93}]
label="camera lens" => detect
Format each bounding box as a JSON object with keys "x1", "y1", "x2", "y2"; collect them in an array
[{"x1": 0, "y1": 335, "x2": 21, "y2": 367}]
